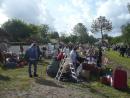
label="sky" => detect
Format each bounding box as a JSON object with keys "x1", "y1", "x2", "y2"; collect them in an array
[{"x1": 0, "y1": 0, "x2": 130, "y2": 37}]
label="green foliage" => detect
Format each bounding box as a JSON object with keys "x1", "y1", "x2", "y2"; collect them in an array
[
  {"x1": 59, "y1": 34, "x2": 70, "y2": 44},
  {"x1": 1, "y1": 19, "x2": 31, "y2": 42},
  {"x1": 48, "y1": 31, "x2": 59, "y2": 39},
  {"x1": 73, "y1": 23, "x2": 88, "y2": 36},
  {"x1": 67, "y1": 35, "x2": 79, "y2": 43},
  {"x1": 72, "y1": 23, "x2": 97, "y2": 44},
  {"x1": 103, "y1": 34, "x2": 122, "y2": 45},
  {"x1": 73, "y1": 23, "x2": 89, "y2": 43},
  {"x1": 106, "y1": 50, "x2": 130, "y2": 69},
  {"x1": 110, "y1": 36, "x2": 123, "y2": 44},
  {"x1": 1, "y1": 19, "x2": 51, "y2": 43},
  {"x1": 88, "y1": 35, "x2": 98, "y2": 44},
  {"x1": 38, "y1": 24, "x2": 50, "y2": 43},
  {"x1": 1, "y1": 19, "x2": 97, "y2": 44},
  {"x1": 121, "y1": 23, "x2": 130, "y2": 44}
]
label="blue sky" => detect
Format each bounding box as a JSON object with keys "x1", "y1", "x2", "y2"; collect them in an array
[{"x1": 0, "y1": 0, "x2": 130, "y2": 37}]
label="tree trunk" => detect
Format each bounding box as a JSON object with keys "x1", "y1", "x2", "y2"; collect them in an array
[{"x1": 101, "y1": 27, "x2": 103, "y2": 45}]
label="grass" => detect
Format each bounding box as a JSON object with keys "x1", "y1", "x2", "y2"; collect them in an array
[
  {"x1": 0, "y1": 59, "x2": 49, "y2": 91},
  {"x1": 106, "y1": 50, "x2": 130, "y2": 69},
  {"x1": 0, "y1": 52, "x2": 130, "y2": 98},
  {"x1": 0, "y1": 67, "x2": 30, "y2": 91}
]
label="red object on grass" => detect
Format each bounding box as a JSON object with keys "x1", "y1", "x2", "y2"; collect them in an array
[
  {"x1": 100, "y1": 76, "x2": 111, "y2": 85},
  {"x1": 113, "y1": 68, "x2": 127, "y2": 89}
]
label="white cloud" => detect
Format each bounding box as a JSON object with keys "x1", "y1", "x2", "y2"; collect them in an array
[
  {"x1": 0, "y1": 9, "x2": 8, "y2": 25},
  {"x1": 0, "y1": 0, "x2": 130, "y2": 37},
  {"x1": 0, "y1": 0, "x2": 54, "y2": 25},
  {"x1": 58, "y1": 4, "x2": 69, "y2": 12},
  {"x1": 55, "y1": 0, "x2": 93, "y2": 34},
  {"x1": 71, "y1": 0, "x2": 85, "y2": 7},
  {"x1": 117, "y1": 14, "x2": 130, "y2": 20},
  {"x1": 95, "y1": 0, "x2": 130, "y2": 37}
]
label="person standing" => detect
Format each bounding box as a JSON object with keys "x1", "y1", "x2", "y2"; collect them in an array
[
  {"x1": 37, "y1": 45, "x2": 42, "y2": 60},
  {"x1": 25, "y1": 43, "x2": 38, "y2": 77},
  {"x1": 19, "y1": 45, "x2": 24, "y2": 60},
  {"x1": 20, "y1": 45, "x2": 24, "y2": 54},
  {"x1": 70, "y1": 47, "x2": 79, "y2": 69}
]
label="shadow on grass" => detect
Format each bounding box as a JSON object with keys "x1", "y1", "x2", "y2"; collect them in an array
[
  {"x1": 0, "y1": 75, "x2": 10, "y2": 81},
  {"x1": 78, "y1": 82, "x2": 110, "y2": 98},
  {"x1": 116, "y1": 87, "x2": 130, "y2": 95},
  {"x1": 1, "y1": 66, "x2": 25, "y2": 70},
  {"x1": 35, "y1": 77, "x2": 63, "y2": 88}
]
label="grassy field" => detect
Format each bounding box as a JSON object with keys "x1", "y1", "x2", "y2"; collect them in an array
[
  {"x1": 106, "y1": 50, "x2": 130, "y2": 69},
  {"x1": 0, "y1": 51, "x2": 130, "y2": 98}
]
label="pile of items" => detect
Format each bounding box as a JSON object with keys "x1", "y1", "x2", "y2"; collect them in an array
[
  {"x1": 4, "y1": 52, "x2": 27, "y2": 68},
  {"x1": 46, "y1": 45, "x2": 128, "y2": 90},
  {"x1": 81, "y1": 60, "x2": 128, "y2": 90}
]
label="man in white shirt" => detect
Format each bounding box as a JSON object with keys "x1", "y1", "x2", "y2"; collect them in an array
[
  {"x1": 70, "y1": 47, "x2": 78, "y2": 69},
  {"x1": 63, "y1": 46, "x2": 70, "y2": 57}
]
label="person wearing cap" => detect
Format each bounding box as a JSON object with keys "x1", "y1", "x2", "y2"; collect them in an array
[{"x1": 25, "y1": 43, "x2": 38, "y2": 77}]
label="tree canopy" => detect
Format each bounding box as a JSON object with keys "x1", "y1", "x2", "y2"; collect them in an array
[
  {"x1": 1, "y1": 19, "x2": 51, "y2": 43},
  {"x1": 1, "y1": 19, "x2": 97, "y2": 44},
  {"x1": 73, "y1": 23, "x2": 97, "y2": 44},
  {"x1": 121, "y1": 23, "x2": 130, "y2": 44},
  {"x1": 73, "y1": 23, "x2": 91, "y2": 43},
  {"x1": 1, "y1": 19, "x2": 31, "y2": 41},
  {"x1": 91, "y1": 16, "x2": 112, "y2": 42}
]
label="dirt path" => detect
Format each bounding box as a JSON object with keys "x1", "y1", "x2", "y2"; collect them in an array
[{"x1": 0, "y1": 77, "x2": 104, "y2": 98}]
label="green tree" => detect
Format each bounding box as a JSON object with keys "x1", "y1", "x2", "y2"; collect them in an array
[
  {"x1": 2, "y1": 19, "x2": 32, "y2": 42},
  {"x1": 73, "y1": 23, "x2": 89, "y2": 43},
  {"x1": 110, "y1": 36, "x2": 123, "y2": 44},
  {"x1": 69, "y1": 34, "x2": 79, "y2": 44},
  {"x1": 38, "y1": 24, "x2": 50, "y2": 43},
  {"x1": 91, "y1": 16, "x2": 112, "y2": 43},
  {"x1": 48, "y1": 31, "x2": 59, "y2": 39},
  {"x1": 88, "y1": 35, "x2": 97, "y2": 44},
  {"x1": 59, "y1": 33, "x2": 67, "y2": 43},
  {"x1": 121, "y1": 23, "x2": 130, "y2": 44}
]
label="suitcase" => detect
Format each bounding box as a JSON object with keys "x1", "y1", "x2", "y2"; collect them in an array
[{"x1": 113, "y1": 68, "x2": 127, "y2": 89}]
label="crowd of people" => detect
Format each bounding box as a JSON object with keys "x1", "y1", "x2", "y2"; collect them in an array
[
  {"x1": 112, "y1": 45, "x2": 130, "y2": 57},
  {"x1": 0, "y1": 42, "x2": 128, "y2": 88},
  {"x1": 46, "y1": 43, "x2": 104, "y2": 81},
  {"x1": 0, "y1": 42, "x2": 104, "y2": 79}
]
